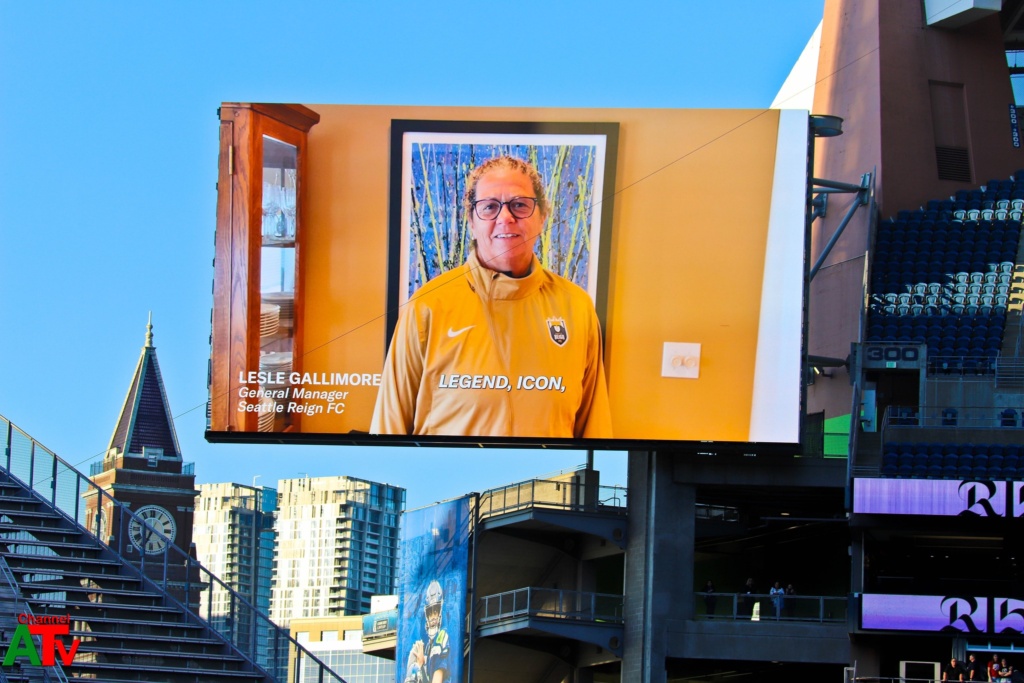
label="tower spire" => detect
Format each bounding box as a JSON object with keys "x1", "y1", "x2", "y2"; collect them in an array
[{"x1": 106, "y1": 313, "x2": 181, "y2": 460}]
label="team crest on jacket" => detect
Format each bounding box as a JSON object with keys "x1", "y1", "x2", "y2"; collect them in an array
[{"x1": 547, "y1": 318, "x2": 568, "y2": 346}]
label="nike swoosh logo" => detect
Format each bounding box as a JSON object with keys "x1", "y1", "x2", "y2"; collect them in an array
[{"x1": 448, "y1": 325, "x2": 474, "y2": 338}]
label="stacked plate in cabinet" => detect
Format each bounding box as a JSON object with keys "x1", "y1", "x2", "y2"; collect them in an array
[
  {"x1": 260, "y1": 303, "x2": 280, "y2": 343},
  {"x1": 257, "y1": 351, "x2": 291, "y2": 432},
  {"x1": 259, "y1": 351, "x2": 292, "y2": 381},
  {"x1": 262, "y1": 291, "x2": 294, "y2": 331}
]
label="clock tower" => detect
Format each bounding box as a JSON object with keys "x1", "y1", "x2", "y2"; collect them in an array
[{"x1": 85, "y1": 317, "x2": 199, "y2": 584}]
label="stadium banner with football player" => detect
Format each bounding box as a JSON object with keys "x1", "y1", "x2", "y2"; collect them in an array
[
  {"x1": 397, "y1": 497, "x2": 470, "y2": 683},
  {"x1": 208, "y1": 103, "x2": 809, "y2": 452}
]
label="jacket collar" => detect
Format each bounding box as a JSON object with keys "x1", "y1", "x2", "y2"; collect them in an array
[{"x1": 466, "y1": 249, "x2": 544, "y2": 300}]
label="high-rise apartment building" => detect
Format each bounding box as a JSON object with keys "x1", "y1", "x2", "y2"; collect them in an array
[
  {"x1": 194, "y1": 483, "x2": 277, "y2": 626},
  {"x1": 270, "y1": 476, "x2": 404, "y2": 625}
]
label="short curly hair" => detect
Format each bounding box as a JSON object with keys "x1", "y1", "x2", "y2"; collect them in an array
[{"x1": 463, "y1": 156, "x2": 549, "y2": 218}]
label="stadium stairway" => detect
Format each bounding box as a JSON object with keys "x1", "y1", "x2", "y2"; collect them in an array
[{"x1": 0, "y1": 470, "x2": 271, "y2": 683}]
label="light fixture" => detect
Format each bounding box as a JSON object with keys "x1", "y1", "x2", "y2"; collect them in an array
[{"x1": 810, "y1": 114, "x2": 844, "y2": 137}]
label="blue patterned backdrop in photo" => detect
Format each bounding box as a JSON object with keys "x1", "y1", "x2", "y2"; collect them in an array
[{"x1": 406, "y1": 143, "x2": 599, "y2": 297}]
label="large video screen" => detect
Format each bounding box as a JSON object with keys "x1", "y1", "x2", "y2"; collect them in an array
[{"x1": 207, "y1": 104, "x2": 808, "y2": 450}]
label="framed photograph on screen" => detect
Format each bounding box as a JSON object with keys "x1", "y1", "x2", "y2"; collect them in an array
[{"x1": 385, "y1": 119, "x2": 619, "y2": 344}]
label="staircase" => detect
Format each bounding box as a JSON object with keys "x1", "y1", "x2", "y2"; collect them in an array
[
  {"x1": 0, "y1": 471, "x2": 267, "y2": 683},
  {"x1": 0, "y1": 414, "x2": 345, "y2": 683}
]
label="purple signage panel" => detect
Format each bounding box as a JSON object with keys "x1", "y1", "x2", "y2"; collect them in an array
[
  {"x1": 995, "y1": 597, "x2": 1024, "y2": 633},
  {"x1": 853, "y1": 478, "x2": 1010, "y2": 517},
  {"x1": 862, "y1": 594, "x2": 1024, "y2": 634},
  {"x1": 862, "y1": 594, "x2": 988, "y2": 632}
]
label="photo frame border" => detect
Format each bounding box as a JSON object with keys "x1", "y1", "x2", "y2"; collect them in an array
[{"x1": 385, "y1": 119, "x2": 620, "y2": 346}]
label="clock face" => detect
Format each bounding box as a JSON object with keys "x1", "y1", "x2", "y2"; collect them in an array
[{"x1": 128, "y1": 505, "x2": 177, "y2": 554}]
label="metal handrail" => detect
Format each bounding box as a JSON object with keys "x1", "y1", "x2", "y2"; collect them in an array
[
  {"x1": 926, "y1": 356, "x2": 998, "y2": 379},
  {"x1": 696, "y1": 591, "x2": 848, "y2": 623},
  {"x1": 477, "y1": 477, "x2": 627, "y2": 519},
  {"x1": 477, "y1": 587, "x2": 624, "y2": 625},
  {"x1": 881, "y1": 404, "x2": 1024, "y2": 434},
  {"x1": 0, "y1": 413, "x2": 345, "y2": 683}
]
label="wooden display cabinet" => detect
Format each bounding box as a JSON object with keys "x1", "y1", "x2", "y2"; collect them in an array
[{"x1": 210, "y1": 103, "x2": 320, "y2": 434}]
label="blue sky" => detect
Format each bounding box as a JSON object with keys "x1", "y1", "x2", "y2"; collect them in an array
[{"x1": 0, "y1": 1, "x2": 824, "y2": 510}]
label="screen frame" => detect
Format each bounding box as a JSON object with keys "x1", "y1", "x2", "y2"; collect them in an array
[{"x1": 206, "y1": 105, "x2": 811, "y2": 454}]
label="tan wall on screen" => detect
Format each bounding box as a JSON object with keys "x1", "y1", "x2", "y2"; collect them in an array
[{"x1": 295, "y1": 105, "x2": 783, "y2": 442}]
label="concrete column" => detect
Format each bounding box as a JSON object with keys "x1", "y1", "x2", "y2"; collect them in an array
[
  {"x1": 850, "y1": 532, "x2": 864, "y2": 594},
  {"x1": 622, "y1": 451, "x2": 695, "y2": 683}
]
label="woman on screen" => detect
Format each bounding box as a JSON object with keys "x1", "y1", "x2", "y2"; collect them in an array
[{"x1": 371, "y1": 156, "x2": 611, "y2": 439}]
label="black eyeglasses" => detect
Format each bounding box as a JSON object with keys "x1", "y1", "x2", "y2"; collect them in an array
[{"x1": 471, "y1": 197, "x2": 538, "y2": 220}]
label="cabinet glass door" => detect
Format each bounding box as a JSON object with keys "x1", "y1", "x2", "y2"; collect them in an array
[{"x1": 258, "y1": 135, "x2": 298, "y2": 432}]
